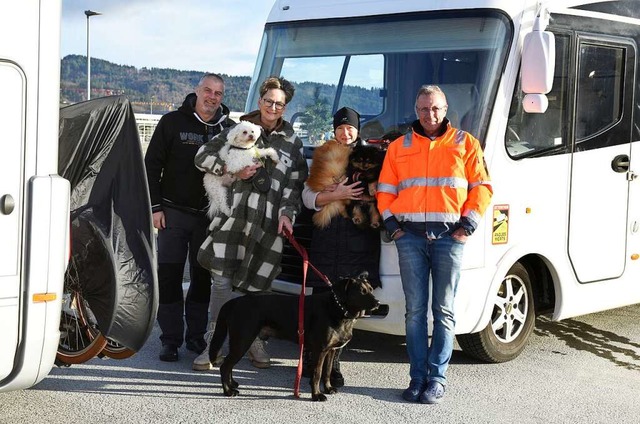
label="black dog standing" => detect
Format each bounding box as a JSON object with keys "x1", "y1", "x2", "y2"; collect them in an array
[{"x1": 208, "y1": 272, "x2": 379, "y2": 401}]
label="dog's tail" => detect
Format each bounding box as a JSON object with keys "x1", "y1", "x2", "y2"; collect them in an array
[
  {"x1": 208, "y1": 302, "x2": 231, "y2": 365},
  {"x1": 312, "y1": 201, "x2": 348, "y2": 228}
]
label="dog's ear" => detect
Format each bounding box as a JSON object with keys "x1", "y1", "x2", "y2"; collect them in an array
[
  {"x1": 227, "y1": 123, "x2": 243, "y2": 141},
  {"x1": 357, "y1": 271, "x2": 369, "y2": 281},
  {"x1": 334, "y1": 276, "x2": 350, "y2": 292}
]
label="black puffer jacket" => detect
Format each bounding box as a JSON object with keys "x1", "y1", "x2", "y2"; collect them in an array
[
  {"x1": 307, "y1": 213, "x2": 381, "y2": 288},
  {"x1": 144, "y1": 94, "x2": 235, "y2": 214}
]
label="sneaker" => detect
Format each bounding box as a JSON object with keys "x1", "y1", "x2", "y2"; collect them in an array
[
  {"x1": 402, "y1": 380, "x2": 426, "y2": 402},
  {"x1": 247, "y1": 338, "x2": 270, "y2": 369},
  {"x1": 159, "y1": 344, "x2": 178, "y2": 362},
  {"x1": 420, "y1": 380, "x2": 446, "y2": 404},
  {"x1": 192, "y1": 323, "x2": 223, "y2": 371}
]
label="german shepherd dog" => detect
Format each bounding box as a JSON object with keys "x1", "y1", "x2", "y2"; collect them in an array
[{"x1": 208, "y1": 272, "x2": 380, "y2": 401}]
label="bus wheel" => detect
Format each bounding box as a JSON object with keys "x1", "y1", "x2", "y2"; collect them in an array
[
  {"x1": 457, "y1": 262, "x2": 535, "y2": 363},
  {"x1": 101, "y1": 339, "x2": 136, "y2": 360}
]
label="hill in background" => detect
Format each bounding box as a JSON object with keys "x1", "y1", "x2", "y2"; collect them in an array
[
  {"x1": 60, "y1": 54, "x2": 251, "y2": 114},
  {"x1": 60, "y1": 55, "x2": 381, "y2": 140}
]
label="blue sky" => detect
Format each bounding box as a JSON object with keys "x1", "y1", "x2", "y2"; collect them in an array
[{"x1": 61, "y1": 0, "x2": 274, "y2": 76}]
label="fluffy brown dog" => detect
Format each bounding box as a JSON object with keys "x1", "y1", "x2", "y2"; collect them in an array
[{"x1": 305, "y1": 140, "x2": 351, "y2": 228}]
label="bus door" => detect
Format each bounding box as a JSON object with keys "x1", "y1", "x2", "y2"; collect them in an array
[
  {"x1": 568, "y1": 37, "x2": 635, "y2": 283},
  {"x1": 0, "y1": 62, "x2": 26, "y2": 379}
]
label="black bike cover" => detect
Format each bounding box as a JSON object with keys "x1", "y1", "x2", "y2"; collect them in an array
[{"x1": 59, "y1": 95, "x2": 157, "y2": 351}]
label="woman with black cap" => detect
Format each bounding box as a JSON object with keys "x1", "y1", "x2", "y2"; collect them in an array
[{"x1": 300, "y1": 106, "x2": 382, "y2": 387}]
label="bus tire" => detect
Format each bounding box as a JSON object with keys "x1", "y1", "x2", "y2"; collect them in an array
[{"x1": 457, "y1": 262, "x2": 535, "y2": 363}]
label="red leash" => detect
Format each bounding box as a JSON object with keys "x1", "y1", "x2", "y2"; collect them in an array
[{"x1": 282, "y1": 228, "x2": 331, "y2": 398}]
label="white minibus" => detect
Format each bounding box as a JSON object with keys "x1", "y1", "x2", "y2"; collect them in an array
[
  {"x1": 0, "y1": 0, "x2": 71, "y2": 392},
  {"x1": 257, "y1": 0, "x2": 640, "y2": 362}
]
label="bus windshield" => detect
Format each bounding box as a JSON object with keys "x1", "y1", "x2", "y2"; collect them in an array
[{"x1": 248, "y1": 10, "x2": 512, "y2": 147}]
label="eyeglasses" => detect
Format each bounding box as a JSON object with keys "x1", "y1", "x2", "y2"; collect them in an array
[
  {"x1": 417, "y1": 105, "x2": 447, "y2": 115},
  {"x1": 261, "y1": 98, "x2": 286, "y2": 110}
]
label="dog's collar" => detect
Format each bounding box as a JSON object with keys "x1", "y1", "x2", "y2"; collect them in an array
[
  {"x1": 229, "y1": 145, "x2": 254, "y2": 150},
  {"x1": 331, "y1": 290, "x2": 355, "y2": 319}
]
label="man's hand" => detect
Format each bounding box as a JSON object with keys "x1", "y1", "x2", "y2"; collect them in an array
[
  {"x1": 451, "y1": 227, "x2": 468, "y2": 243},
  {"x1": 152, "y1": 211, "x2": 165, "y2": 230}
]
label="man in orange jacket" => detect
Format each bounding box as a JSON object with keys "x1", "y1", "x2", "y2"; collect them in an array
[{"x1": 376, "y1": 85, "x2": 492, "y2": 404}]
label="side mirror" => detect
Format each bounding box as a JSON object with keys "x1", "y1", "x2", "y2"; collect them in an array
[
  {"x1": 521, "y1": 10, "x2": 555, "y2": 113},
  {"x1": 522, "y1": 93, "x2": 549, "y2": 113}
]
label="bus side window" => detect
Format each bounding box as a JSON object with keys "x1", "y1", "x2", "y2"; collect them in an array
[
  {"x1": 506, "y1": 34, "x2": 569, "y2": 158},
  {"x1": 575, "y1": 44, "x2": 624, "y2": 141}
]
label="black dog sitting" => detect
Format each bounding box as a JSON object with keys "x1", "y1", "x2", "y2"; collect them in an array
[
  {"x1": 208, "y1": 272, "x2": 380, "y2": 401},
  {"x1": 346, "y1": 145, "x2": 385, "y2": 230}
]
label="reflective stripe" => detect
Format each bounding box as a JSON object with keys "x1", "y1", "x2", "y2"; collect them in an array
[
  {"x1": 382, "y1": 209, "x2": 394, "y2": 220},
  {"x1": 395, "y1": 211, "x2": 461, "y2": 223},
  {"x1": 464, "y1": 209, "x2": 482, "y2": 225},
  {"x1": 455, "y1": 130, "x2": 465, "y2": 145},
  {"x1": 403, "y1": 132, "x2": 413, "y2": 147},
  {"x1": 398, "y1": 176, "x2": 468, "y2": 191},
  {"x1": 377, "y1": 182, "x2": 398, "y2": 195},
  {"x1": 469, "y1": 180, "x2": 492, "y2": 190}
]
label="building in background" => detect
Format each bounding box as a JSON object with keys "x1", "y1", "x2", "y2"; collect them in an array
[{"x1": 135, "y1": 111, "x2": 242, "y2": 154}]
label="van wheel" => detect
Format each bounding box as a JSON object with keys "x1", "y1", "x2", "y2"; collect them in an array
[{"x1": 457, "y1": 263, "x2": 535, "y2": 363}]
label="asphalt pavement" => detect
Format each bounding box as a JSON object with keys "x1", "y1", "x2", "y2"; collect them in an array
[{"x1": 1, "y1": 304, "x2": 639, "y2": 423}]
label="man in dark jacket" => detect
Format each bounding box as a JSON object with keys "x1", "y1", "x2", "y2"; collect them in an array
[{"x1": 144, "y1": 73, "x2": 235, "y2": 362}]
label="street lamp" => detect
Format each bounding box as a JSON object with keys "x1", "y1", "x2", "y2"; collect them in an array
[{"x1": 85, "y1": 10, "x2": 102, "y2": 100}]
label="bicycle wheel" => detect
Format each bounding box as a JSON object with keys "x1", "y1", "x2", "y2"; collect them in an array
[
  {"x1": 57, "y1": 215, "x2": 115, "y2": 364},
  {"x1": 56, "y1": 256, "x2": 107, "y2": 364},
  {"x1": 101, "y1": 339, "x2": 136, "y2": 359}
]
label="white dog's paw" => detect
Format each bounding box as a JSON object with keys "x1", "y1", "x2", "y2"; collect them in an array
[{"x1": 257, "y1": 147, "x2": 279, "y2": 163}]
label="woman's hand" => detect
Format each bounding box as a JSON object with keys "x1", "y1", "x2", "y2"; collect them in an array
[
  {"x1": 278, "y1": 215, "x2": 293, "y2": 235},
  {"x1": 332, "y1": 178, "x2": 364, "y2": 200},
  {"x1": 314, "y1": 178, "x2": 364, "y2": 207},
  {"x1": 235, "y1": 163, "x2": 262, "y2": 180}
]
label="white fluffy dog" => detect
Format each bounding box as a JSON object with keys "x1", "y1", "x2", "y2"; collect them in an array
[{"x1": 203, "y1": 121, "x2": 279, "y2": 217}]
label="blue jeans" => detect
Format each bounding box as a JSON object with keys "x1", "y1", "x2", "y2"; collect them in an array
[{"x1": 395, "y1": 231, "x2": 464, "y2": 386}]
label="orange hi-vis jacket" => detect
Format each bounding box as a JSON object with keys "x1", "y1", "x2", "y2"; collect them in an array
[{"x1": 376, "y1": 121, "x2": 492, "y2": 238}]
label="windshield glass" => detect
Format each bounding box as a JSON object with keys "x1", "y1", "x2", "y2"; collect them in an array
[{"x1": 247, "y1": 10, "x2": 512, "y2": 148}]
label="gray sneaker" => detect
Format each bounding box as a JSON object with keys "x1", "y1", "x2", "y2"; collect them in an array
[
  {"x1": 192, "y1": 323, "x2": 223, "y2": 371},
  {"x1": 420, "y1": 380, "x2": 445, "y2": 404},
  {"x1": 247, "y1": 338, "x2": 270, "y2": 368}
]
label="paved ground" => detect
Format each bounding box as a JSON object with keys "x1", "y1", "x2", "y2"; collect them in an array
[{"x1": 1, "y1": 304, "x2": 639, "y2": 423}]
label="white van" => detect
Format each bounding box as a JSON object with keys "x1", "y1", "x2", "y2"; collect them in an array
[
  {"x1": 255, "y1": 0, "x2": 640, "y2": 362},
  {"x1": 0, "y1": 0, "x2": 71, "y2": 391}
]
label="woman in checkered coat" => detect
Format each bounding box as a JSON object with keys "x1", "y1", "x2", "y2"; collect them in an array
[{"x1": 193, "y1": 76, "x2": 308, "y2": 369}]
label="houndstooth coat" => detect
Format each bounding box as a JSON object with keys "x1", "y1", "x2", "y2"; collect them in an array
[{"x1": 194, "y1": 111, "x2": 308, "y2": 291}]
